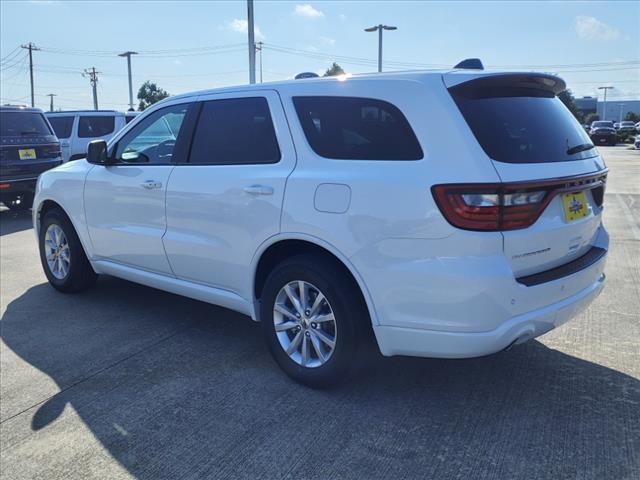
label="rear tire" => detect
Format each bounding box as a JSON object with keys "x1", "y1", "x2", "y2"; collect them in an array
[
  {"x1": 260, "y1": 253, "x2": 370, "y2": 388},
  {"x1": 39, "y1": 208, "x2": 97, "y2": 293}
]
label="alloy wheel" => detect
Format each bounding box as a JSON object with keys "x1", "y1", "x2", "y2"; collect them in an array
[
  {"x1": 44, "y1": 224, "x2": 70, "y2": 279},
  {"x1": 273, "y1": 280, "x2": 337, "y2": 368}
]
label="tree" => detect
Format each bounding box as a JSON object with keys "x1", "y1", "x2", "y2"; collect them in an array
[
  {"x1": 323, "y1": 62, "x2": 345, "y2": 77},
  {"x1": 624, "y1": 111, "x2": 640, "y2": 123},
  {"x1": 558, "y1": 89, "x2": 583, "y2": 123},
  {"x1": 584, "y1": 113, "x2": 599, "y2": 125},
  {"x1": 137, "y1": 81, "x2": 169, "y2": 111}
]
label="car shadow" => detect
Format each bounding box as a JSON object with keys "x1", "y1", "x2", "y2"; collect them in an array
[
  {"x1": 0, "y1": 208, "x2": 33, "y2": 236},
  {"x1": 1, "y1": 277, "x2": 638, "y2": 479}
]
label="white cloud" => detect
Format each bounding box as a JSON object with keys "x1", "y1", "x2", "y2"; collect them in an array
[
  {"x1": 339, "y1": 14, "x2": 347, "y2": 21},
  {"x1": 320, "y1": 36, "x2": 336, "y2": 46},
  {"x1": 575, "y1": 16, "x2": 620, "y2": 40},
  {"x1": 294, "y1": 4, "x2": 324, "y2": 19},
  {"x1": 227, "y1": 19, "x2": 265, "y2": 40}
]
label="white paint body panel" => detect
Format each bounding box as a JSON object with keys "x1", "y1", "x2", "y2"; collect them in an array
[{"x1": 33, "y1": 70, "x2": 608, "y2": 360}]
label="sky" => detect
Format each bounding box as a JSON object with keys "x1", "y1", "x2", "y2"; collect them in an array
[{"x1": 1, "y1": 0, "x2": 639, "y2": 111}]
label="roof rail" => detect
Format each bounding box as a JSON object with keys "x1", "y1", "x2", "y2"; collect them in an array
[
  {"x1": 453, "y1": 58, "x2": 484, "y2": 70},
  {"x1": 295, "y1": 72, "x2": 320, "y2": 79}
]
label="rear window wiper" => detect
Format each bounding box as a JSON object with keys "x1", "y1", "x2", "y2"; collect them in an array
[{"x1": 566, "y1": 143, "x2": 595, "y2": 155}]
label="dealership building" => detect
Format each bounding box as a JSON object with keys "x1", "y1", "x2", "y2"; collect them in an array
[{"x1": 575, "y1": 97, "x2": 640, "y2": 122}]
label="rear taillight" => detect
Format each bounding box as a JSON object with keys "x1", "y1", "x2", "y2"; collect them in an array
[
  {"x1": 42, "y1": 143, "x2": 62, "y2": 159},
  {"x1": 432, "y1": 172, "x2": 607, "y2": 232}
]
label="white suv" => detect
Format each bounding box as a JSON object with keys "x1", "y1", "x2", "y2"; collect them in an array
[
  {"x1": 45, "y1": 110, "x2": 138, "y2": 162},
  {"x1": 33, "y1": 70, "x2": 608, "y2": 386}
]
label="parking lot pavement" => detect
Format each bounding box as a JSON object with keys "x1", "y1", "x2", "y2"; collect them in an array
[{"x1": 1, "y1": 147, "x2": 639, "y2": 480}]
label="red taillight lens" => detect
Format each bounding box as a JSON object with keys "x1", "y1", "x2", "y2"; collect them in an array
[
  {"x1": 432, "y1": 172, "x2": 607, "y2": 232},
  {"x1": 432, "y1": 184, "x2": 550, "y2": 231}
]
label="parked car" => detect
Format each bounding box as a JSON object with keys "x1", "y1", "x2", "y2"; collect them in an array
[
  {"x1": 636, "y1": 121, "x2": 640, "y2": 132},
  {"x1": 635, "y1": 135, "x2": 640, "y2": 150},
  {"x1": 45, "y1": 110, "x2": 137, "y2": 162},
  {"x1": 589, "y1": 121, "x2": 617, "y2": 145},
  {"x1": 1, "y1": 106, "x2": 62, "y2": 210},
  {"x1": 32, "y1": 69, "x2": 608, "y2": 386},
  {"x1": 616, "y1": 121, "x2": 636, "y2": 133}
]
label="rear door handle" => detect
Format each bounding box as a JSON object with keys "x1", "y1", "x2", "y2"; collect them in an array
[
  {"x1": 243, "y1": 185, "x2": 274, "y2": 195},
  {"x1": 141, "y1": 180, "x2": 162, "y2": 190}
]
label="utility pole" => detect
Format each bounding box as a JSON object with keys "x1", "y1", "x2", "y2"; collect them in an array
[
  {"x1": 247, "y1": 0, "x2": 256, "y2": 84},
  {"x1": 597, "y1": 86, "x2": 613, "y2": 121},
  {"x1": 21, "y1": 42, "x2": 40, "y2": 107},
  {"x1": 255, "y1": 41, "x2": 263, "y2": 83},
  {"x1": 46, "y1": 93, "x2": 57, "y2": 112},
  {"x1": 83, "y1": 67, "x2": 100, "y2": 110},
  {"x1": 119, "y1": 51, "x2": 138, "y2": 111},
  {"x1": 364, "y1": 24, "x2": 397, "y2": 72},
  {"x1": 619, "y1": 103, "x2": 625, "y2": 123}
]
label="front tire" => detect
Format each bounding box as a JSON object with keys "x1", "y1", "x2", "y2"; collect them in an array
[
  {"x1": 260, "y1": 254, "x2": 369, "y2": 388},
  {"x1": 39, "y1": 208, "x2": 97, "y2": 293}
]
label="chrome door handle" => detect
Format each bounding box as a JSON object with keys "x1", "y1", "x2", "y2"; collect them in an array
[
  {"x1": 243, "y1": 185, "x2": 274, "y2": 195},
  {"x1": 141, "y1": 180, "x2": 162, "y2": 190}
]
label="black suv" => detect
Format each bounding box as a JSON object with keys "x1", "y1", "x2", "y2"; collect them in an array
[
  {"x1": 0, "y1": 106, "x2": 62, "y2": 210},
  {"x1": 589, "y1": 121, "x2": 617, "y2": 146}
]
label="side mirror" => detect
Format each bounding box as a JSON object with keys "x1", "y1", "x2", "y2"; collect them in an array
[{"x1": 86, "y1": 140, "x2": 109, "y2": 165}]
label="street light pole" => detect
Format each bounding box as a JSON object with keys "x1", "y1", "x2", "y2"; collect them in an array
[
  {"x1": 119, "y1": 51, "x2": 138, "y2": 111},
  {"x1": 46, "y1": 93, "x2": 56, "y2": 112},
  {"x1": 364, "y1": 24, "x2": 397, "y2": 72},
  {"x1": 619, "y1": 103, "x2": 625, "y2": 123},
  {"x1": 597, "y1": 86, "x2": 613, "y2": 121},
  {"x1": 256, "y1": 41, "x2": 263, "y2": 83}
]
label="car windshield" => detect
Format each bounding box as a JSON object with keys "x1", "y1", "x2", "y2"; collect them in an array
[
  {"x1": 0, "y1": 111, "x2": 52, "y2": 137},
  {"x1": 593, "y1": 121, "x2": 614, "y2": 128}
]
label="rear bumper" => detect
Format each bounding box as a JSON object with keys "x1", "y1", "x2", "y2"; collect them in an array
[
  {"x1": 0, "y1": 177, "x2": 37, "y2": 198},
  {"x1": 374, "y1": 272, "x2": 605, "y2": 358}
]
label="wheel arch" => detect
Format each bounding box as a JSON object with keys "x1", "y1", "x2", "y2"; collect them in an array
[{"x1": 251, "y1": 234, "x2": 379, "y2": 328}]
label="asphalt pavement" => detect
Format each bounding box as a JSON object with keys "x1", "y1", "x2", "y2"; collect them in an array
[{"x1": 1, "y1": 146, "x2": 639, "y2": 480}]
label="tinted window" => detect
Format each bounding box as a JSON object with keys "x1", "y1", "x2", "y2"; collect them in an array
[
  {"x1": 0, "y1": 112, "x2": 52, "y2": 137},
  {"x1": 592, "y1": 121, "x2": 614, "y2": 128},
  {"x1": 293, "y1": 96, "x2": 423, "y2": 160},
  {"x1": 47, "y1": 116, "x2": 74, "y2": 139},
  {"x1": 451, "y1": 86, "x2": 596, "y2": 163},
  {"x1": 189, "y1": 97, "x2": 280, "y2": 165},
  {"x1": 115, "y1": 104, "x2": 188, "y2": 164},
  {"x1": 78, "y1": 116, "x2": 115, "y2": 138}
]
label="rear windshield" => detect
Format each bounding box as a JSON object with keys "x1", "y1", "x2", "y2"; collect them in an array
[
  {"x1": 0, "y1": 111, "x2": 52, "y2": 137},
  {"x1": 450, "y1": 86, "x2": 596, "y2": 163},
  {"x1": 47, "y1": 116, "x2": 74, "y2": 139},
  {"x1": 293, "y1": 96, "x2": 423, "y2": 160}
]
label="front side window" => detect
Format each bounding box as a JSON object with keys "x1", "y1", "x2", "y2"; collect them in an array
[
  {"x1": 293, "y1": 96, "x2": 423, "y2": 160},
  {"x1": 78, "y1": 116, "x2": 115, "y2": 138},
  {"x1": 47, "y1": 116, "x2": 74, "y2": 139},
  {"x1": 115, "y1": 104, "x2": 189, "y2": 164},
  {"x1": 189, "y1": 97, "x2": 280, "y2": 165}
]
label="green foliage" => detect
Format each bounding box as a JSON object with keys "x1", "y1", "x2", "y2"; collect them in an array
[
  {"x1": 323, "y1": 62, "x2": 345, "y2": 77},
  {"x1": 624, "y1": 111, "x2": 640, "y2": 123},
  {"x1": 584, "y1": 113, "x2": 599, "y2": 125},
  {"x1": 558, "y1": 89, "x2": 584, "y2": 123},
  {"x1": 137, "y1": 81, "x2": 170, "y2": 111}
]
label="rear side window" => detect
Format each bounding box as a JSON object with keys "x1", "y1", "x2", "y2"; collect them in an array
[
  {"x1": 47, "y1": 116, "x2": 74, "y2": 139},
  {"x1": 293, "y1": 96, "x2": 423, "y2": 160},
  {"x1": 0, "y1": 112, "x2": 52, "y2": 137},
  {"x1": 189, "y1": 97, "x2": 280, "y2": 165},
  {"x1": 78, "y1": 116, "x2": 115, "y2": 138},
  {"x1": 450, "y1": 86, "x2": 596, "y2": 163}
]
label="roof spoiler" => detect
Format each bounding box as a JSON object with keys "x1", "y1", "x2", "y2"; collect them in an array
[
  {"x1": 445, "y1": 72, "x2": 566, "y2": 96},
  {"x1": 454, "y1": 58, "x2": 484, "y2": 70}
]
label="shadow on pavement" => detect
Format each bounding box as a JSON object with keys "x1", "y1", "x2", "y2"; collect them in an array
[
  {"x1": 0, "y1": 208, "x2": 33, "y2": 236},
  {"x1": 1, "y1": 277, "x2": 639, "y2": 479}
]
